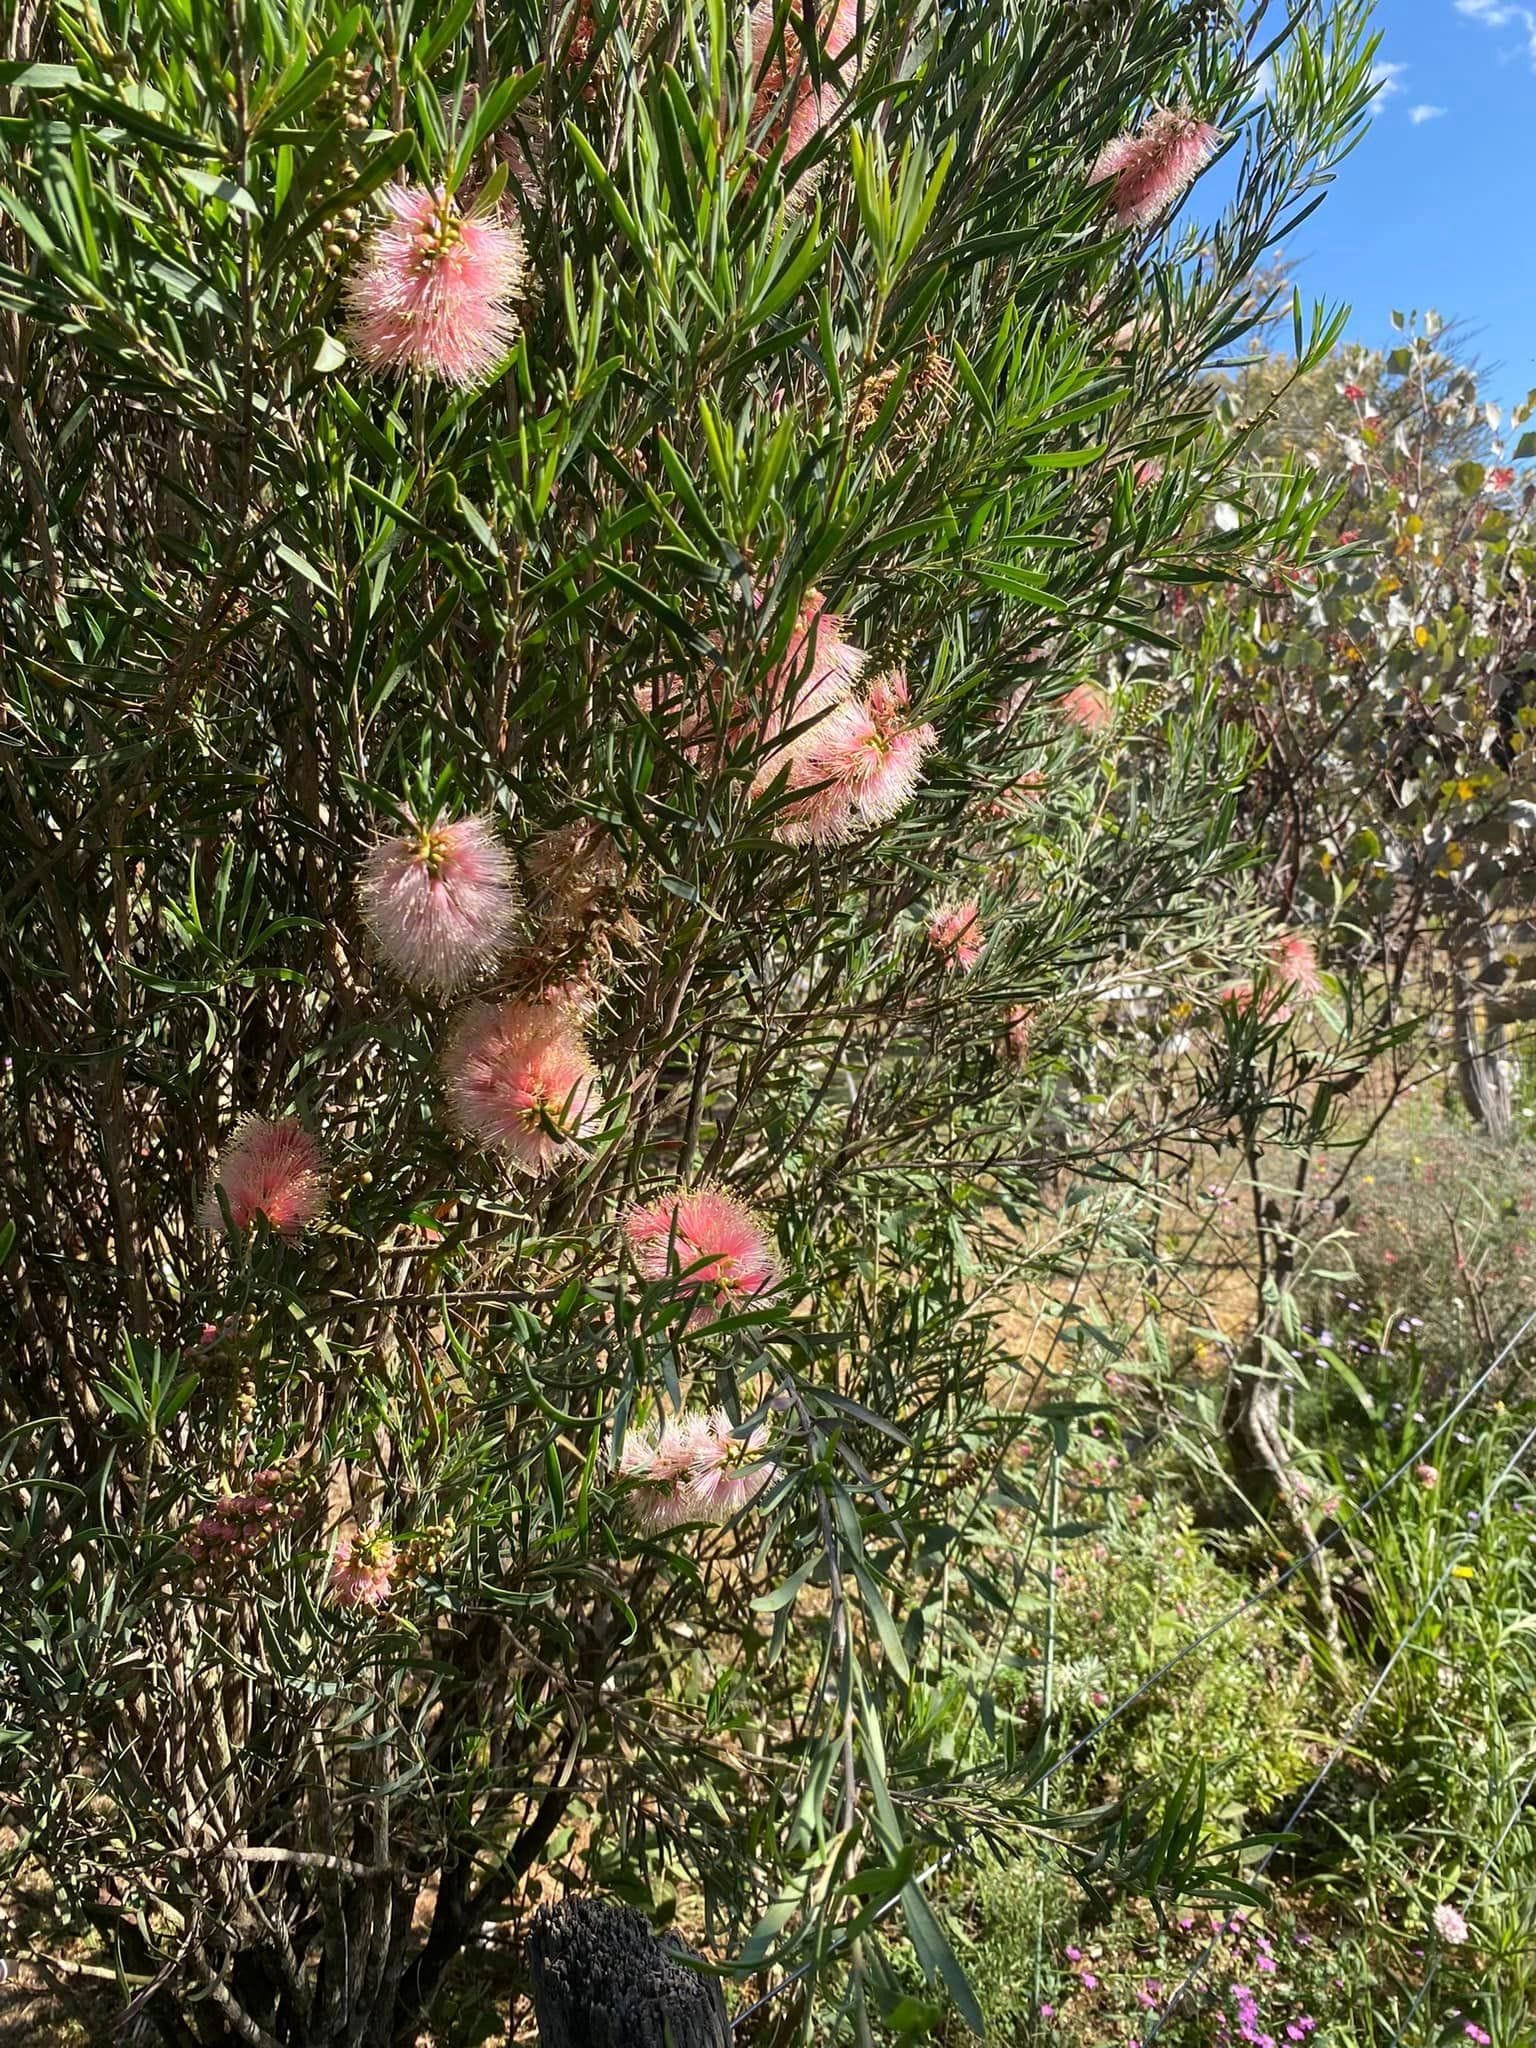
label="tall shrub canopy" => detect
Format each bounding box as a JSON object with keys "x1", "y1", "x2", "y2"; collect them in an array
[{"x1": 0, "y1": 0, "x2": 1371, "y2": 2039}]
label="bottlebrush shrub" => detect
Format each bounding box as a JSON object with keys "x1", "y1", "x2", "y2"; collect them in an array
[{"x1": 0, "y1": 0, "x2": 1372, "y2": 2039}]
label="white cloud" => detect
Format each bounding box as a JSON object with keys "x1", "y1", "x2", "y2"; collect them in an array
[
  {"x1": 1454, "y1": 0, "x2": 1536, "y2": 67},
  {"x1": 1369, "y1": 60, "x2": 1408, "y2": 111},
  {"x1": 1408, "y1": 103, "x2": 1447, "y2": 122}
]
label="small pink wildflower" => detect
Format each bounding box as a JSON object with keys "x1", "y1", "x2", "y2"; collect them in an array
[
  {"x1": 1488, "y1": 467, "x2": 1515, "y2": 492},
  {"x1": 777, "y1": 670, "x2": 938, "y2": 842},
  {"x1": 359, "y1": 812, "x2": 521, "y2": 992},
  {"x1": 1433, "y1": 1903, "x2": 1469, "y2": 1945},
  {"x1": 1060, "y1": 682, "x2": 1112, "y2": 734},
  {"x1": 1464, "y1": 2027, "x2": 1491, "y2": 2045},
  {"x1": 927, "y1": 899, "x2": 986, "y2": 972},
  {"x1": 200, "y1": 1116, "x2": 328, "y2": 1238},
  {"x1": 624, "y1": 1184, "x2": 779, "y2": 1322},
  {"x1": 1416, "y1": 1462, "x2": 1440, "y2": 1489},
  {"x1": 328, "y1": 1530, "x2": 396, "y2": 1609},
  {"x1": 1089, "y1": 108, "x2": 1220, "y2": 227},
  {"x1": 443, "y1": 1000, "x2": 602, "y2": 1176},
  {"x1": 344, "y1": 184, "x2": 524, "y2": 387},
  {"x1": 1343, "y1": 382, "x2": 1366, "y2": 403}
]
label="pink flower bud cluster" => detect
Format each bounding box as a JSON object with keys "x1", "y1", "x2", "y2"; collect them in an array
[
  {"x1": 184, "y1": 1468, "x2": 306, "y2": 1571},
  {"x1": 617, "y1": 1408, "x2": 775, "y2": 1535}
]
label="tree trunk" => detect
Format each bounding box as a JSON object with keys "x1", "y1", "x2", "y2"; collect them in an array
[
  {"x1": 527, "y1": 1899, "x2": 731, "y2": 2048},
  {"x1": 1452, "y1": 969, "x2": 1514, "y2": 1140},
  {"x1": 1222, "y1": 1326, "x2": 1342, "y2": 1661}
]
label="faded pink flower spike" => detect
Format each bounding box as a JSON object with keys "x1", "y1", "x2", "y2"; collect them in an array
[
  {"x1": 344, "y1": 184, "x2": 524, "y2": 387},
  {"x1": 750, "y1": 0, "x2": 865, "y2": 160},
  {"x1": 200, "y1": 1116, "x2": 328, "y2": 1237},
  {"x1": 1060, "y1": 682, "x2": 1112, "y2": 735},
  {"x1": 444, "y1": 1000, "x2": 602, "y2": 1176},
  {"x1": 616, "y1": 1407, "x2": 775, "y2": 1532},
  {"x1": 928, "y1": 899, "x2": 986, "y2": 972},
  {"x1": 686, "y1": 1407, "x2": 776, "y2": 1522},
  {"x1": 777, "y1": 669, "x2": 938, "y2": 843},
  {"x1": 1089, "y1": 108, "x2": 1220, "y2": 228},
  {"x1": 1268, "y1": 931, "x2": 1323, "y2": 1000},
  {"x1": 749, "y1": 590, "x2": 868, "y2": 794},
  {"x1": 1415, "y1": 1463, "x2": 1439, "y2": 1489},
  {"x1": 624, "y1": 1184, "x2": 779, "y2": 1323},
  {"x1": 617, "y1": 1411, "x2": 713, "y2": 1534},
  {"x1": 329, "y1": 1531, "x2": 397, "y2": 1609},
  {"x1": 359, "y1": 812, "x2": 521, "y2": 993}
]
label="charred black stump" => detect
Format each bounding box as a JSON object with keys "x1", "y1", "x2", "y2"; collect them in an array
[{"x1": 527, "y1": 1897, "x2": 732, "y2": 2048}]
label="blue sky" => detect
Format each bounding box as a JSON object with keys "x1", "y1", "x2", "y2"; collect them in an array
[{"x1": 1279, "y1": 0, "x2": 1536, "y2": 426}]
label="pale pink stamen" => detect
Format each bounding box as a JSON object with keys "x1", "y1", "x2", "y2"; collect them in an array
[
  {"x1": 328, "y1": 1531, "x2": 396, "y2": 1609},
  {"x1": 200, "y1": 1117, "x2": 328, "y2": 1238},
  {"x1": 777, "y1": 668, "x2": 938, "y2": 843},
  {"x1": 1089, "y1": 109, "x2": 1220, "y2": 228},
  {"x1": 443, "y1": 1000, "x2": 602, "y2": 1177},
  {"x1": 624, "y1": 1184, "x2": 779, "y2": 1324},
  {"x1": 344, "y1": 184, "x2": 524, "y2": 387},
  {"x1": 359, "y1": 812, "x2": 521, "y2": 993}
]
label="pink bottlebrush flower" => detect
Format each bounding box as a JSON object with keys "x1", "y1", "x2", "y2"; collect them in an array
[
  {"x1": 750, "y1": 0, "x2": 864, "y2": 161},
  {"x1": 1416, "y1": 1462, "x2": 1439, "y2": 1489},
  {"x1": 624, "y1": 1184, "x2": 779, "y2": 1322},
  {"x1": 200, "y1": 1116, "x2": 328, "y2": 1238},
  {"x1": 1488, "y1": 466, "x2": 1515, "y2": 492},
  {"x1": 359, "y1": 812, "x2": 521, "y2": 993},
  {"x1": 751, "y1": 589, "x2": 867, "y2": 784},
  {"x1": 1060, "y1": 682, "x2": 1112, "y2": 735},
  {"x1": 443, "y1": 1000, "x2": 602, "y2": 1176},
  {"x1": 928, "y1": 899, "x2": 986, "y2": 972},
  {"x1": 617, "y1": 1411, "x2": 712, "y2": 1533},
  {"x1": 1343, "y1": 382, "x2": 1366, "y2": 403},
  {"x1": 328, "y1": 1530, "x2": 396, "y2": 1609},
  {"x1": 1089, "y1": 108, "x2": 1220, "y2": 228},
  {"x1": 1268, "y1": 931, "x2": 1323, "y2": 999},
  {"x1": 1433, "y1": 1903, "x2": 1469, "y2": 1945},
  {"x1": 1218, "y1": 969, "x2": 1296, "y2": 1023},
  {"x1": 344, "y1": 183, "x2": 524, "y2": 387},
  {"x1": 777, "y1": 669, "x2": 938, "y2": 842},
  {"x1": 686, "y1": 1408, "x2": 776, "y2": 1521},
  {"x1": 656, "y1": 589, "x2": 865, "y2": 789},
  {"x1": 1133, "y1": 457, "x2": 1165, "y2": 489}
]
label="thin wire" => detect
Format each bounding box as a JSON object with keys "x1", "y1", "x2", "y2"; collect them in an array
[
  {"x1": 1144, "y1": 1413, "x2": 1536, "y2": 2044},
  {"x1": 731, "y1": 1311, "x2": 1536, "y2": 2034}
]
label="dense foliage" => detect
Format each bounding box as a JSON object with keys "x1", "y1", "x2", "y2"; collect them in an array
[{"x1": 0, "y1": 0, "x2": 1387, "y2": 2042}]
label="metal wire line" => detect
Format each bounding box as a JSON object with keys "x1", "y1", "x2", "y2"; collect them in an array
[
  {"x1": 730, "y1": 1309, "x2": 1536, "y2": 2033},
  {"x1": 1143, "y1": 1409, "x2": 1536, "y2": 2045}
]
